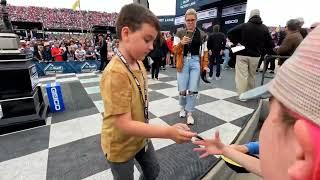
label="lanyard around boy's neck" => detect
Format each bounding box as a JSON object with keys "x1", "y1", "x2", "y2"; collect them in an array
[{"x1": 115, "y1": 48, "x2": 149, "y2": 121}]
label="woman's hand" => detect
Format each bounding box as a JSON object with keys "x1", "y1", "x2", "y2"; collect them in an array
[{"x1": 181, "y1": 36, "x2": 191, "y2": 45}]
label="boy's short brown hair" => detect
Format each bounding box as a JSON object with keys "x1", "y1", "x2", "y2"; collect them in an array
[{"x1": 116, "y1": 3, "x2": 160, "y2": 40}]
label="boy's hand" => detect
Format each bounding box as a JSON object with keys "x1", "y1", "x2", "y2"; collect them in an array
[
  {"x1": 169, "y1": 123, "x2": 196, "y2": 144},
  {"x1": 172, "y1": 123, "x2": 190, "y2": 130}
]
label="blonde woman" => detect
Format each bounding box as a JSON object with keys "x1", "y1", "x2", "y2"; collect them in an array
[{"x1": 174, "y1": 9, "x2": 209, "y2": 125}]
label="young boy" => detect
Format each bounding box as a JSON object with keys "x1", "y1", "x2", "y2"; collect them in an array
[{"x1": 100, "y1": 4, "x2": 197, "y2": 180}]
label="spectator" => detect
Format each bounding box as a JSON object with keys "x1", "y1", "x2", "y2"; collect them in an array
[
  {"x1": 24, "y1": 41, "x2": 33, "y2": 56},
  {"x1": 86, "y1": 46, "x2": 97, "y2": 60},
  {"x1": 98, "y1": 34, "x2": 107, "y2": 71},
  {"x1": 275, "y1": 19, "x2": 303, "y2": 66},
  {"x1": 75, "y1": 45, "x2": 86, "y2": 61},
  {"x1": 42, "y1": 42, "x2": 53, "y2": 61},
  {"x1": 227, "y1": 9, "x2": 274, "y2": 98},
  {"x1": 37, "y1": 45, "x2": 44, "y2": 61},
  {"x1": 107, "y1": 42, "x2": 114, "y2": 61},
  {"x1": 166, "y1": 33, "x2": 174, "y2": 68},
  {"x1": 33, "y1": 43, "x2": 42, "y2": 61},
  {"x1": 66, "y1": 46, "x2": 75, "y2": 60},
  {"x1": 207, "y1": 25, "x2": 226, "y2": 80},
  {"x1": 51, "y1": 41, "x2": 64, "y2": 62},
  {"x1": 149, "y1": 33, "x2": 163, "y2": 80}
]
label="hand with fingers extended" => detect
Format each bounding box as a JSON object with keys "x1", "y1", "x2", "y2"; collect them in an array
[
  {"x1": 192, "y1": 131, "x2": 226, "y2": 158},
  {"x1": 169, "y1": 123, "x2": 197, "y2": 144}
]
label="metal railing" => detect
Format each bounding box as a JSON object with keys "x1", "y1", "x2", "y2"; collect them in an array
[{"x1": 260, "y1": 55, "x2": 290, "y2": 85}]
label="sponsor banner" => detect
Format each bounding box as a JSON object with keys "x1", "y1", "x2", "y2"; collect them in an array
[
  {"x1": 175, "y1": 16, "x2": 185, "y2": 25},
  {"x1": 220, "y1": 14, "x2": 246, "y2": 33},
  {"x1": 222, "y1": 3, "x2": 247, "y2": 17},
  {"x1": 198, "y1": 8, "x2": 217, "y2": 21},
  {"x1": 202, "y1": 22, "x2": 213, "y2": 30},
  {"x1": 32, "y1": 60, "x2": 101, "y2": 76},
  {"x1": 158, "y1": 16, "x2": 175, "y2": 26},
  {"x1": 225, "y1": 19, "x2": 239, "y2": 25},
  {"x1": 29, "y1": 65, "x2": 39, "y2": 90},
  {"x1": 176, "y1": 0, "x2": 221, "y2": 16},
  {"x1": 175, "y1": 8, "x2": 217, "y2": 25},
  {"x1": 46, "y1": 82, "x2": 65, "y2": 112}
]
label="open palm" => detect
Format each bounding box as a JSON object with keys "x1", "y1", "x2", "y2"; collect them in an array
[{"x1": 193, "y1": 131, "x2": 226, "y2": 158}]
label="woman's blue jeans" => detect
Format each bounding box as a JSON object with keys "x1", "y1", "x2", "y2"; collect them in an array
[{"x1": 177, "y1": 55, "x2": 200, "y2": 112}]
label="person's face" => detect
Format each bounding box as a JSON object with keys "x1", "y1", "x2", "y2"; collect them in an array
[
  {"x1": 122, "y1": 23, "x2": 157, "y2": 60},
  {"x1": 54, "y1": 43, "x2": 59, "y2": 48},
  {"x1": 185, "y1": 14, "x2": 197, "y2": 31},
  {"x1": 259, "y1": 98, "x2": 298, "y2": 180},
  {"x1": 115, "y1": 40, "x2": 119, "y2": 48}
]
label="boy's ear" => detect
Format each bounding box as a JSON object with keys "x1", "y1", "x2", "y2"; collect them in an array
[
  {"x1": 288, "y1": 120, "x2": 315, "y2": 180},
  {"x1": 121, "y1": 26, "x2": 130, "y2": 42}
]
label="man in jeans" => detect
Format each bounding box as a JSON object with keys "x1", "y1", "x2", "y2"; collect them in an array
[
  {"x1": 228, "y1": 9, "x2": 274, "y2": 98},
  {"x1": 207, "y1": 25, "x2": 226, "y2": 80}
]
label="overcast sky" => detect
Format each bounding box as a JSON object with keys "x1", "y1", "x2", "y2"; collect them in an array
[
  {"x1": 246, "y1": 0, "x2": 318, "y2": 27},
  {"x1": 7, "y1": 0, "x2": 319, "y2": 27}
]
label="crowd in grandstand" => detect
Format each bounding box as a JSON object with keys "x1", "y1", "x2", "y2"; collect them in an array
[
  {"x1": 19, "y1": 34, "x2": 116, "y2": 62},
  {"x1": 8, "y1": 5, "x2": 118, "y2": 29}
]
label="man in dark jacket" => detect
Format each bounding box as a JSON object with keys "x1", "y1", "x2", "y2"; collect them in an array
[
  {"x1": 227, "y1": 9, "x2": 274, "y2": 97},
  {"x1": 275, "y1": 19, "x2": 303, "y2": 66},
  {"x1": 207, "y1": 25, "x2": 226, "y2": 80},
  {"x1": 149, "y1": 34, "x2": 164, "y2": 80},
  {"x1": 98, "y1": 34, "x2": 108, "y2": 72}
]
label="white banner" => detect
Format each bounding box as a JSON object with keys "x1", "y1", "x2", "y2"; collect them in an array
[
  {"x1": 174, "y1": 8, "x2": 218, "y2": 25},
  {"x1": 174, "y1": 16, "x2": 185, "y2": 25},
  {"x1": 222, "y1": 4, "x2": 247, "y2": 17}
]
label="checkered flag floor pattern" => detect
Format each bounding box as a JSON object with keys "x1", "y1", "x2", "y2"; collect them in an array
[{"x1": 0, "y1": 70, "x2": 258, "y2": 180}]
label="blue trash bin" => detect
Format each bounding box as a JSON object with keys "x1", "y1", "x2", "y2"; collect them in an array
[{"x1": 46, "y1": 82, "x2": 65, "y2": 112}]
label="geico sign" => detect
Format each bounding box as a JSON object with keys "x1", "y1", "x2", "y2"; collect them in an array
[
  {"x1": 225, "y1": 19, "x2": 238, "y2": 25},
  {"x1": 51, "y1": 87, "x2": 61, "y2": 110}
]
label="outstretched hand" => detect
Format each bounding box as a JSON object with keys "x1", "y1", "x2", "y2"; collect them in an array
[{"x1": 192, "y1": 131, "x2": 226, "y2": 158}]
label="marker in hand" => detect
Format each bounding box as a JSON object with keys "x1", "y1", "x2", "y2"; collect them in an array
[{"x1": 196, "y1": 135, "x2": 204, "y2": 140}]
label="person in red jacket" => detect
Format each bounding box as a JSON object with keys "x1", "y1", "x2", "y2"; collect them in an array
[
  {"x1": 166, "y1": 33, "x2": 175, "y2": 67},
  {"x1": 51, "y1": 41, "x2": 64, "y2": 62}
]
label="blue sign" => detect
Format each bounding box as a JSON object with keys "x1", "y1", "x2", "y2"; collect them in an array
[
  {"x1": 32, "y1": 60, "x2": 101, "y2": 76},
  {"x1": 46, "y1": 82, "x2": 65, "y2": 113}
]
